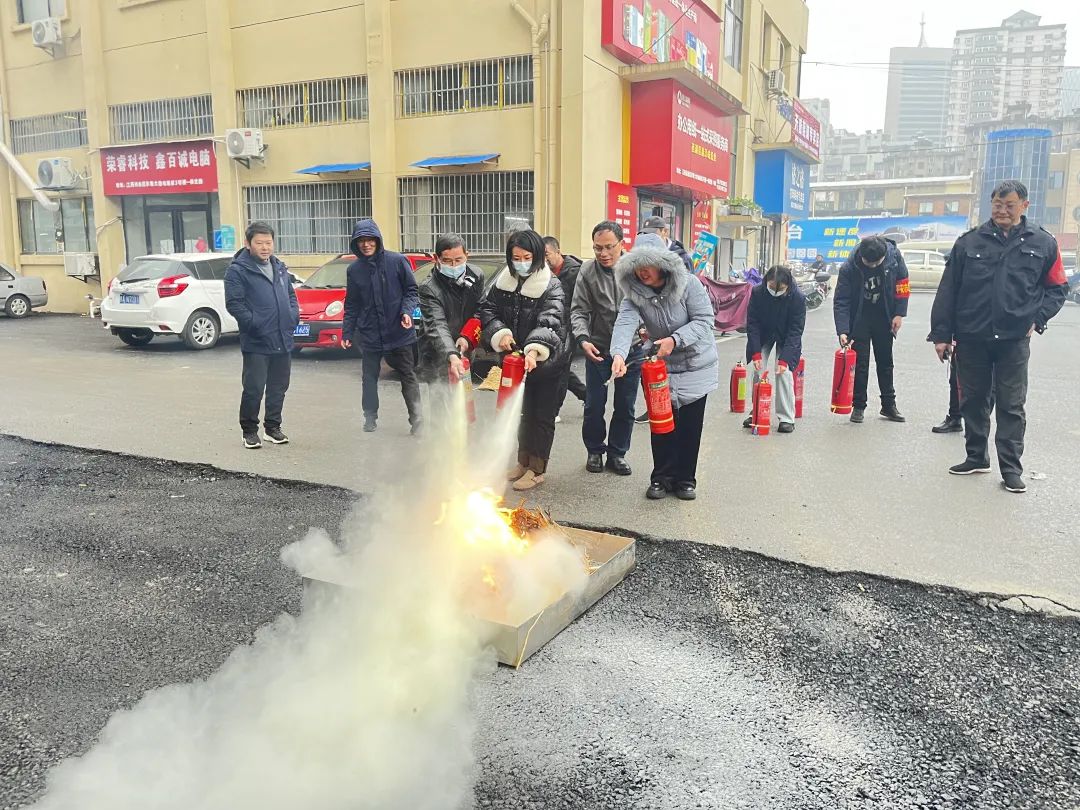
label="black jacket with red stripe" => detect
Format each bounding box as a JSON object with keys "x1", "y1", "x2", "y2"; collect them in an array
[
  {"x1": 833, "y1": 239, "x2": 910, "y2": 336},
  {"x1": 928, "y1": 218, "x2": 1068, "y2": 344}
]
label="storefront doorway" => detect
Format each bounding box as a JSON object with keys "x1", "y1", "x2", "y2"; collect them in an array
[
  {"x1": 122, "y1": 193, "x2": 220, "y2": 261},
  {"x1": 637, "y1": 192, "x2": 688, "y2": 244}
]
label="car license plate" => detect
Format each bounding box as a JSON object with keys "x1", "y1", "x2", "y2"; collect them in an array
[
  {"x1": 119, "y1": 293, "x2": 139, "y2": 305},
  {"x1": 294, "y1": 324, "x2": 311, "y2": 337}
]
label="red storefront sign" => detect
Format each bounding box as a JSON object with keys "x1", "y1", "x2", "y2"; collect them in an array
[
  {"x1": 101, "y1": 140, "x2": 219, "y2": 196},
  {"x1": 791, "y1": 99, "x2": 821, "y2": 162},
  {"x1": 601, "y1": 0, "x2": 722, "y2": 82},
  {"x1": 691, "y1": 200, "x2": 712, "y2": 244},
  {"x1": 630, "y1": 79, "x2": 732, "y2": 199},
  {"x1": 606, "y1": 181, "x2": 638, "y2": 249}
]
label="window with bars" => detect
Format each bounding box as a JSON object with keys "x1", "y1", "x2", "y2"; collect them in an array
[
  {"x1": 109, "y1": 95, "x2": 214, "y2": 144},
  {"x1": 395, "y1": 56, "x2": 532, "y2": 118},
  {"x1": 10, "y1": 111, "x2": 87, "y2": 154},
  {"x1": 17, "y1": 197, "x2": 96, "y2": 255},
  {"x1": 17, "y1": 0, "x2": 64, "y2": 24},
  {"x1": 398, "y1": 171, "x2": 534, "y2": 254},
  {"x1": 244, "y1": 182, "x2": 372, "y2": 255},
  {"x1": 237, "y1": 76, "x2": 368, "y2": 129}
]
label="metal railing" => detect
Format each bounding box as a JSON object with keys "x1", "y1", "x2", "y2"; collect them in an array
[
  {"x1": 398, "y1": 171, "x2": 534, "y2": 254},
  {"x1": 10, "y1": 111, "x2": 88, "y2": 154},
  {"x1": 108, "y1": 95, "x2": 214, "y2": 144},
  {"x1": 237, "y1": 75, "x2": 369, "y2": 129},
  {"x1": 395, "y1": 56, "x2": 532, "y2": 118},
  {"x1": 244, "y1": 181, "x2": 372, "y2": 255}
]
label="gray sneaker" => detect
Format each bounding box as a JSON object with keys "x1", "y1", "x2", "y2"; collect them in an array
[{"x1": 243, "y1": 432, "x2": 262, "y2": 449}]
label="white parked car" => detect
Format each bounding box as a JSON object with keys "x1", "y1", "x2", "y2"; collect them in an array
[
  {"x1": 1, "y1": 262, "x2": 48, "y2": 318},
  {"x1": 900, "y1": 249, "x2": 948, "y2": 291},
  {"x1": 100, "y1": 253, "x2": 238, "y2": 349}
]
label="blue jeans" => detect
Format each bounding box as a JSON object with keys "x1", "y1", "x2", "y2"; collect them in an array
[{"x1": 582, "y1": 351, "x2": 643, "y2": 457}]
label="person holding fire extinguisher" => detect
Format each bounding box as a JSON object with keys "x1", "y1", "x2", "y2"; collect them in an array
[
  {"x1": 478, "y1": 228, "x2": 569, "y2": 492},
  {"x1": 833, "y1": 234, "x2": 910, "y2": 424},
  {"x1": 742, "y1": 265, "x2": 806, "y2": 434},
  {"x1": 416, "y1": 233, "x2": 486, "y2": 386},
  {"x1": 610, "y1": 232, "x2": 718, "y2": 501}
]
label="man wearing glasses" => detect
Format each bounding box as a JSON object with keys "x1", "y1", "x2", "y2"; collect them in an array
[
  {"x1": 570, "y1": 221, "x2": 642, "y2": 476},
  {"x1": 929, "y1": 180, "x2": 1069, "y2": 494}
]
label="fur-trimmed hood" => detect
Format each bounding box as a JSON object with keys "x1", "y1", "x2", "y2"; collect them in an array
[
  {"x1": 614, "y1": 244, "x2": 689, "y2": 307},
  {"x1": 492, "y1": 265, "x2": 555, "y2": 299}
]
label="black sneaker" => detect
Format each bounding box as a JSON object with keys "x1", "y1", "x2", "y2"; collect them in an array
[
  {"x1": 850, "y1": 409, "x2": 865, "y2": 424},
  {"x1": 635, "y1": 412, "x2": 650, "y2": 424},
  {"x1": 932, "y1": 416, "x2": 964, "y2": 434},
  {"x1": 646, "y1": 481, "x2": 668, "y2": 500},
  {"x1": 777, "y1": 422, "x2": 795, "y2": 434},
  {"x1": 742, "y1": 415, "x2": 753, "y2": 429},
  {"x1": 586, "y1": 453, "x2": 604, "y2": 473},
  {"x1": 363, "y1": 417, "x2": 377, "y2": 433},
  {"x1": 264, "y1": 428, "x2": 289, "y2": 445},
  {"x1": 243, "y1": 432, "x2": 262, "y2": 449},
  {"x1": 949, "y1": 459, "x2": 991, "y2": 475},
  {"x1": 1002, "y1": 473, "x2": 1027, "y2": 493},
  {"x1": 880, "y1": 406, "x2": 906, "y2": 423}
]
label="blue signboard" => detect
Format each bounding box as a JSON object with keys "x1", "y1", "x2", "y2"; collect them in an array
[
  {"x1": 786, "y1": 215, "x2": 969, "y2": 261},
  {"x1": 214, "y1": 225, "x2": 237, "y2": 253},
  {"x1": 754, "y1": 151, "x2": 810, "y2": 217}
]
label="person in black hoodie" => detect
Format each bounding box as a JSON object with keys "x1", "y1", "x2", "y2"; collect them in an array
[
  {"x1": 224, "y1": 222, "x2": 300, "y2": 449},
  {"x1": 341, "y1": 219, "x2": 422, "y2": 435},
  {"x1": 544, "y1": 235, "x2": 587, "y2": 409},
  {"x1": 417, "y1": 232, "x2": 485, "y2": 384},
  {"x1": 479, "y1": 229, "x2": 569, "y2": 492},
  {"x1": 742, "y1": 265, "x2": 806, "y2": 434}
]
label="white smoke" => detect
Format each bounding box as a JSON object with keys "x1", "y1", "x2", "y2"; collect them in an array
[{"x1": 27, "y1": 381, "x2": 589, "y2": 810}]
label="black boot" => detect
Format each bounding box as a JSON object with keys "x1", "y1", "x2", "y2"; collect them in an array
[
  {"x1": 879, "y1": 405, "x2": 906, "y2": 423},
  {"x1": 931, "y1": 415, "x2": 963, "y2": 434}
]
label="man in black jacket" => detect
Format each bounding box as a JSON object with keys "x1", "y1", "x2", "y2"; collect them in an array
[
  {"x1": 641, "y1": 215, "x2": 694, "y2": 272},
  {"x1": 929, "y1": 180, "x2": 1069, "y2": 493},
  {"x1": 544, "y1": 235, "x2": 587, "y2": 409},
  {"x1": 833, "y1": 235, "x2": 910, "y2": 423},
  {"x1": 417, "y1": 232, "x2": 485, "y2": 384},
  {"x1": 224, "y1": 222, "x2": 300, "y2": 449}
]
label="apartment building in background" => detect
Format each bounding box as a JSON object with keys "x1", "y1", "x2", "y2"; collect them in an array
[{"x1": 884, "y1": 19, "x2": 951, "y2": 146}]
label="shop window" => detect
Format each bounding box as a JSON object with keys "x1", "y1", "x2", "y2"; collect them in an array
[
  {"x1": 398, "y1": 171, "x2": 534, "y2": 254},
  {"x1": 17, "y1": 197, "x2": 95, "y2": 255},
  {"x1": 109, "y1": 95, "x2": 214, "y2": 144},
  {"x1": 9, "y1": 111, "x2": 87, "y2": 155},
  {"x1": 244, "y1": 182, "x2": 372, "y2": 255},
  {"x1": 395, "y1": 56, "x2": 533, "y2": 118},
  {"x1": 17, "y1": 0, "x2": 64, "y2": 23},
  {"x1": 237, "y1": 76, "x2": 368, "y2": 129},
  {"x1": 724, "y1": 0, "x2": 744, "y2": 71}
]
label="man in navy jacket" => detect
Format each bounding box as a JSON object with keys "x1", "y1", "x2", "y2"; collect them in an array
[
  {"x1": 341, "y1": 219, "x2": 422, "y2": 434},
  {"x1": 224, "y1": 222, "x2": 300, "y2": 449},
  {"x1": 833, "y1": 235, "x2": 910, "y2": 423}
]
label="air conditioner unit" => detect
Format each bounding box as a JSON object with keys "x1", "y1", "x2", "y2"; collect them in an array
[
  {"x1": 767, "y1": 69, "x2": 786, "y2": 95},
  {"x1": 31, "y1": 17, "x2": 62, "y2": 49},
  {"x1": 64, "y1": 253, "x2": 100, "y2": 279},
  {"x1": 37, "y1": 157, "x2": 79, "y2": 190},
  {"x1": 226, "y1": 128, "x2": 264, "y2": 159}
]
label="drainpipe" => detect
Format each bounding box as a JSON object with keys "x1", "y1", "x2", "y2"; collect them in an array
[
  {"x1": 511, "y1": 0, "x2": 549, "y2": 230},
  {"x1": 0, "y1": 138, "x2": 59, "y2": 212}
]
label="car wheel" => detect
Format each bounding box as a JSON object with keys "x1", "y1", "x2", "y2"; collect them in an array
[
  {"x1": 182, "y1": 310, "x2": 220, "y2": 350},
  {"x1": 4, "y1": 294, "x2": 31, "y2": 318},
  {"x1": 117, "y1": 328, "x2": 155, "y2": 347}
]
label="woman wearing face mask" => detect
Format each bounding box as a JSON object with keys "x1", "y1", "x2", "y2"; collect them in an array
[
  {"x1": 743, "y1": 265, "x2": 806, "y2": 434},
  {"x1": 610, "y1": 233, "x2": 719, "y2": 501},
  {"x1": 417, "y1": 232, "x2": 486, "y2": 385},
  {"x1": 478, "y1": 228, "x2": 569, "y2": 491}
]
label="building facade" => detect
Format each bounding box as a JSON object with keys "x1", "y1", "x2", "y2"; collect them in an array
[
  {"x1": 884, "y1": 42, "x2": 951, "y2": 146},
  {"x1": 0, "y1": 0, "x2": 816, "y2": 314},
  {"x1": 810, "y1": 175, "x2": 975, "y2": 219}
]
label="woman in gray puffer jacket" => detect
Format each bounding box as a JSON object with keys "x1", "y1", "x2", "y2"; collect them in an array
[{"x1": 611, "y1": 233, "x2": 718, "y2": 501}]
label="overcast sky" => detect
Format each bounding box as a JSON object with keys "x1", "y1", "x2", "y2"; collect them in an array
[{"x1": 801, "y1": 1, "x2": 1080, "y2": 133}]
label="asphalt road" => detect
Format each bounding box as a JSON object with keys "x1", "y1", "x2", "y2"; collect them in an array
[
  {"x1": 2, "y1": 439, "x2": 1078, "y2": 809},
  {"x1": 2, "y1": 296, "x2": 1078, "y2": 608}
]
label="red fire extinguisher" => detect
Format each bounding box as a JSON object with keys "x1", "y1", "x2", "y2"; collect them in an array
[
  {"x1": 751, "y1": 372, "x2": 773, "y2": 436},
  {"x1": 496, "y1": 352, "x2": 526, "y2": 411},
  {"x1": 450, "y1": 357, "x2": 476, "y2": 424},
  {"x1": 794, "y1": 357, "x2": 806, "y2": 419},
  {"x1": 640, "y1": 356, "x2": 675, "y2": 434},
  {"x1": 831, "y1": 348, "x2": 856, "y2": 414},
  {"x1": 730, "y1": 362, "x2": 748, "y2": 413}
]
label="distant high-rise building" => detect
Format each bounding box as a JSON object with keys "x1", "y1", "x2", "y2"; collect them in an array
[
  {"x1": 1064, "y1": 67, "x2": 1080, "y2": 115},
  {"x1": 981, "y1": 127, "x2": 1053, "y2": 223},
  {"x1": 884, "y1": 16, "x2": 951, "y2": 145},
  {"x1": 946, "y1": 10, "x2": 1066, "y2": 146}
]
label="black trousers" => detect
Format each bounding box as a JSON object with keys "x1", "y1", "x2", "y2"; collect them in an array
[
  {"x1": 240, "y1": 351, "x2": 291, "y2": 433},
  {"x1": 948, "y1": 358, "x2": 961, "y2": 420},
  {"x1": 852, "y1": 313, "x2": 895, "y2": 410},
  {"x1": 956, "y1": 338, "x2": 1029, "y2": 476},
  {"x1": 362, "y1": 346, "x2": 422, "y2": 426},
  {"x1": 518, "y1": 372, "x2": 563, "y2": 473},
  {"x1": 651, "y1": 394, "x2": 708, "y2": 488}
]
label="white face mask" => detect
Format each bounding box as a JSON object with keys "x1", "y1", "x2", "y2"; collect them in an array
[
  {"x1": 512, "y1": 260, "x2": 533, "y2": 277},
  {"x1": 767, "y1": 285, "x2": 785, "y2": 297},
  {"x1": 439, "y1": 263, "x2": 466, "y2": 280}
]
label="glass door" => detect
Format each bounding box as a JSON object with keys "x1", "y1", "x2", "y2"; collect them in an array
[
  {"x1": 180, "y1": 210, "x2": 211, "y2": 253},
  {"x1": 147, "y1": 211, "x2": 176, "y2": 254}
]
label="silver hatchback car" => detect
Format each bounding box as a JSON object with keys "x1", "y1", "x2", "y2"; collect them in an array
[{"x1": 0, "y1": 262, "x2": 48, "y2": 318}]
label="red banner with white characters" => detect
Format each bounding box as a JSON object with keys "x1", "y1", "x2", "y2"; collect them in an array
[
  {"x1": 606, "y1": 181, "x2": 638, "y2": 249},
  {"x1": 630, "y1": 79, "x2": 732, "y2": 199},
  {"x1": 600, "y1": 0, "x2": 722, "y2": 82},
  {"x1": 691, "y1": 200, "x2": 712, "y2": 244},
  {"x1": 101, "y1": 140, "x2": 219, "y2": 196},
  {"x1": 790, "y1": 99, "x2": 821, "y2": 162}
]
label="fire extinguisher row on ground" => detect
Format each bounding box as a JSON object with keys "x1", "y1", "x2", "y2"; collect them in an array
[{"x1": 729, "y1": 350, "x2": 853, "y2": 432}]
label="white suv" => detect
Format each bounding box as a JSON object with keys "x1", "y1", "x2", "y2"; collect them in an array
[{"x1": 101, "y1": 253, "x2": 238, "y2": 349}]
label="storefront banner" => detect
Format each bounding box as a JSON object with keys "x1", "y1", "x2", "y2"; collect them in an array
[
  {"x1": 691, "y1": 200, "x2": 712, "y2": 244},
  {"x1": 753, "y1": 151, "x2": 810, "y2": 217},
  {"x1": 630, "y1": 79, "x2": 732, "y2": 199},
  {"x1": 101, "y1": 140, "x2": 219, "y2": 196},
  {"x1": 786, "y1": 215, "x2": 969, "y2": 261},
  {"x1": 601, "y1": 0, "x2": 722, "y2": 81},
  {"x1": 606, "y1": 181, "x2": 639, "y2": 249},
  {"x1": 691, "y1": 230, "x2": 719, "y2": 275},
  {"x1": 790, "y1": 99, "x2": 821, "y2": 162}
]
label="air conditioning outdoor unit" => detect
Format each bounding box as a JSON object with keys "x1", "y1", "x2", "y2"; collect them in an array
[
  {"x1": 31, "y1": 17, "x2": 62, "y2": 49},
  {"x1": 226, "y1": 128, "x2": 264, "y2": 159},
  {"x1": 37, "y1": 157, "x2": 79, "y2": 190},
  {"x1": 767, "y1": 69, "x2": 786, "y2": 95},
  {"x1": 64, "y1": 253, "x2": 100, "y2": 279}
]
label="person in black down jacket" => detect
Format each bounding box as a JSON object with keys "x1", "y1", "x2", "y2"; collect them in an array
[
  {"x1": 341, "y1": 218, "x2": 422, "y2": 435},
  {"x1": 544, "y1": 235, "x2": 587, "y2": 409},
  {"x1": 479, "y1": 229, "x2": 569, "y2": 491},
  {"x1": 417, "y1": 232, "x2": 485, "y2": 385},
  {"x1": 743, "y1": 265, "x2": 806, "y2": 434},
  {"x1": 224, "y1": 222, "x2": 300, "y2": 450}
]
